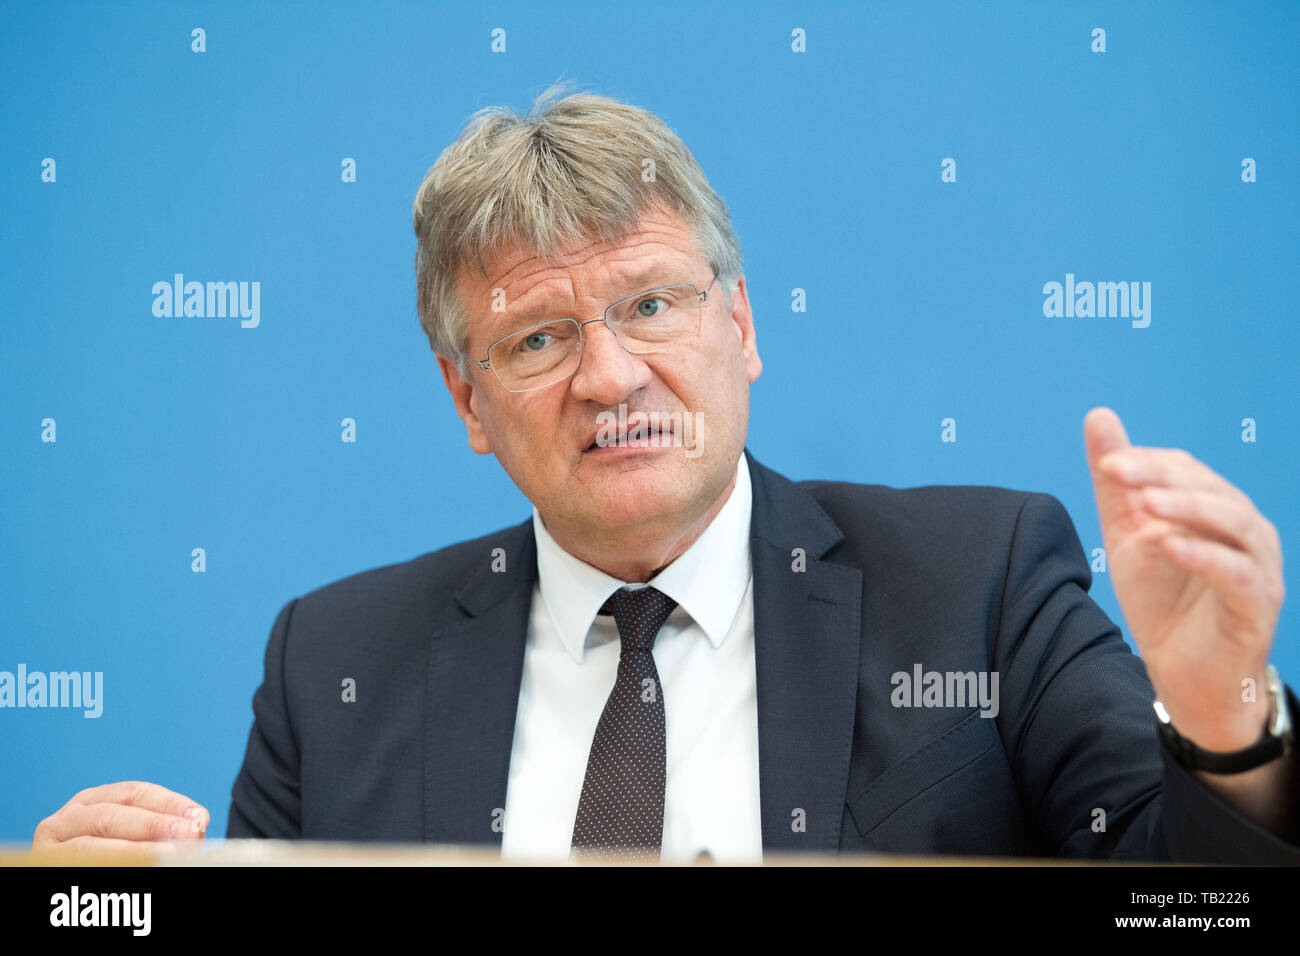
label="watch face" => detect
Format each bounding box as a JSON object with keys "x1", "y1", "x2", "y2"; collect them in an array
[{"x1": 1265, "y1": 665, "x2": 1291, "y2": 739}]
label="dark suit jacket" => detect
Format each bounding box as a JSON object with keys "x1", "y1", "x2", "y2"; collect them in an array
[{"x1": 227, "y1": 449, "x2": 1300, "y2": 861}]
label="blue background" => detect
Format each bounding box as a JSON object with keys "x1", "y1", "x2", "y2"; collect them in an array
[{"x1": 2, "y1": 0, "x2": 1297, "y2": 841}]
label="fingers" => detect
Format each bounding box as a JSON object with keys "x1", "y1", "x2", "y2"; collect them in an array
[
  {"x1": 1098, "y1": 445, "x2": 1253, "y2": 508},
  {"x1": 1098, "y1": 440, "x2": 1280, "y2": 574},
  {"x1": 1084, "y1": 407, "x2": 1131, "y2": 464},
  {"x1": 33, "y1": 781, "x2": 210, "y2": 854},
  {"x1": 1137, "y1": 483, "x2": 1286, "y2": 618},
  {"x1": 1086, "y1": 417, "x2": 1284, "y2": 612},
  {"x1": 1159, "y1": 533, "x2": 1284, "y2": 615},
  {"x1": 1084, "y1": 407, "x2": 1135, "y2": 526},
  {"x1": 39, "y1": 802, "x2": 205, "y2": 844},
  {"x1": 1140, "y1": 486, "x2": 1282, "y2": 567},
  {"x1": 69, "y1": 780, "x2": 209, "y2": 831}
]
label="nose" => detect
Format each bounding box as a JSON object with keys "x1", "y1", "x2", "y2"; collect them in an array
[{"x1": 568, "y1": 320, "x2": 652, "y2": 404}]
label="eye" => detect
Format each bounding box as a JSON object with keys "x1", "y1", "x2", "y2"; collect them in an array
[
  {"x1": 635, "y1": 296, "x2": 669, "y2": 318},
  {"x1": 520, "y1": 331, "x2": 552, "y2": 352}
]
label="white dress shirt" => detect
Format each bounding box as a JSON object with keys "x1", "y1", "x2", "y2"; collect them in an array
[{"x1": 501, "y1": 453, "x2": 763, "y2": 863}]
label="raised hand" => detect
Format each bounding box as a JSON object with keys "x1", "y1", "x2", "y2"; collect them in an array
[{"x1": 1083, "y1": 407, "x2": 1284, "y2": 753}]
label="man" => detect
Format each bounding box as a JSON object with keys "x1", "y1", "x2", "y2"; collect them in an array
[{"x1": 33, "y1": 88, "x2": 1298, "y2": 863}]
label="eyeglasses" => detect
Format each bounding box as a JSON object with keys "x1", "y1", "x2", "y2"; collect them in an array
[{"x1": 474, "y1": 272, "x2": 718, "y2": 392}]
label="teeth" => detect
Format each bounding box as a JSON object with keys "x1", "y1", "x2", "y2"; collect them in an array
[{"x1": 585, "y1": 422, "x2": 672, "y2": 448}]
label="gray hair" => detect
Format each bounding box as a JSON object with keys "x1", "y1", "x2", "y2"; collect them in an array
[{"x1": 412, "y1": 83, "x2": 744, "y2": 376}]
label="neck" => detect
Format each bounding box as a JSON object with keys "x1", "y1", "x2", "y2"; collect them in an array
[{"x1": 542, "y1": 470, "x2": 739, "y2": 583}]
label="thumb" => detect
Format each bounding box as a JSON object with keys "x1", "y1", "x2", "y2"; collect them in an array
[{"x1": 1084, "y1": 406, "x2": 1133, "y2": 530}]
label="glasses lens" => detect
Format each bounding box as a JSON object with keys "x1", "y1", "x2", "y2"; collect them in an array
[
  {"x1": 489, "y1": 319, "x2": 582, "y2": 391},
  {"x1": 607, "y1": 284, "x2": 701, "y2": 352}
]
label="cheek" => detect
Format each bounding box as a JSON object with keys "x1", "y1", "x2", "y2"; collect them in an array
[
  {"x1": 703, "y1": 333, "x2": 751, "y2": 426},
  {"x1": 501, "y1": 398, "x2": 564, "y2": 457},
  {"x1": 706, "y1": 326, "x2": 748, "y2": 386}
]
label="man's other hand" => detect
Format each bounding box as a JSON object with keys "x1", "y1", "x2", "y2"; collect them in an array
[{"x1": 31, "y1": 781, "x2": 210, "y2": 859}]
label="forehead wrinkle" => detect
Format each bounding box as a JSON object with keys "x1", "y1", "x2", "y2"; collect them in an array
[
  {"x1": 494, "y1": 245, "x2": 695, "y2": 324},
  {"x1": 467, "y1": 211, "x2": 704, "y2": 346},
  {"x1": 496, "y1": 232, "x2": 682, "y2": 291},
  {"x1": 488, "y1": 205, "x2": 699, "y2": 293}
]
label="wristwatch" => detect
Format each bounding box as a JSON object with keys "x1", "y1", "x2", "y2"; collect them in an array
[{"x1": 1155, "y1": 665, "x2": 1294, "y2": 774}]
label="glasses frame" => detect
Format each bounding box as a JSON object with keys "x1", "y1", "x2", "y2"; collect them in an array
[{"x1": 474, "y1": 271, "x2": 719, "y2": 393}]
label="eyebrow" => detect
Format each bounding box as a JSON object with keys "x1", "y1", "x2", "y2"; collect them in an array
[{"x1": 483, "y1": 262, "x2": 689, "y2": 341}]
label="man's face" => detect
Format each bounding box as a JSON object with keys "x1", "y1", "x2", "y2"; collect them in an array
[{"x1": 438, "y1": 204, "x2": 761, "y2": 547}]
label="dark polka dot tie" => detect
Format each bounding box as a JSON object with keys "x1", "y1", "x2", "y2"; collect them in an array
[{"x1": 571, "y1": 585, "x2": 678, "y2": 860}]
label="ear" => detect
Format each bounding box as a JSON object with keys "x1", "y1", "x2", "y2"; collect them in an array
[
  {"x1": 437, "y1": 353, "x2": 493, "y2": 455},
  {"x1": 726, "y1": 274, "x2": 762, "y2": 384}
]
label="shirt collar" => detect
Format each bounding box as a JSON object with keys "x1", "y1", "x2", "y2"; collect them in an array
[{"x1": 532, "y1": 453, "x2": 753, "y2": 664}]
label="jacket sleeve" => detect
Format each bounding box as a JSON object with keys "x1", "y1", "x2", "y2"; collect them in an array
[
  {"x1": 226, "y1": 598, "x2": 303, "y2": 838},
  {"x1": 992, "y1": 491, "x2": 1300, "y2": 863}
]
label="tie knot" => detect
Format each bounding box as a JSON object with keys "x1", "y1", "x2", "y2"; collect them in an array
[{"x1": 598, "y1": 585, "x2": 678, "y2": 652}]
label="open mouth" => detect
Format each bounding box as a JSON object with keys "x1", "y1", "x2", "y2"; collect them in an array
[
  {"x1": 584, "y1": 415, "x2": 675, "y2": 452},
  {"x1": 585, "y1": 428, "x2": 671, "y2": 451}
]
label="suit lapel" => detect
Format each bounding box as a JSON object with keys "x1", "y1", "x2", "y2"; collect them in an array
[
  {"x1": 421, "y1": 449, "x2": 864, "y2": 855},
  {"x1": 745, "y1": 449, "x2": 864, "y2": 854},
  {"x1": 423, "y1": 518, "x2": 535, "y2": 846}
]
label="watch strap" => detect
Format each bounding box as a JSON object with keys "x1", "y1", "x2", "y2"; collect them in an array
[
  {"x1": 1157, "y1": 713, "x2": 1285, "y2": 774},
  {"x1": 1155, "y1": 666, "x2": 1293, "y2": 774}
]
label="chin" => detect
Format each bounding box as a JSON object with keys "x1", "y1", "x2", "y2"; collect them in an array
[{"x1": 588, "y1": 479, "x2": 690, "y2": 522}]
